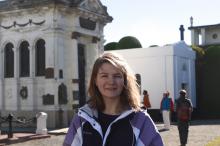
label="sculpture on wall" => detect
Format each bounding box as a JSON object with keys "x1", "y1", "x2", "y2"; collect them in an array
[
  {"x1": 20, "y1": 86, "x2": 28, "y2": 99},
  {"x1": 0, "y1": 19, "x2": 45, "y2": 29}
]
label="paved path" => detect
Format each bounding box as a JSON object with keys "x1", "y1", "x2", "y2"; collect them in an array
[
  {"x1": 158, "y1": 120, "x2": 220, "y2": 146},
  {"x1": 1, "y1": 120, "x2": 220, "y2": 146}
]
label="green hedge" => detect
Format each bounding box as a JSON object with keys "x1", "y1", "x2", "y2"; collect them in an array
[
  {"x1": 104, "y1": 42, "x2": 119, "y2": 50},
  {"x1": 196, "y1": 45, "x2": 220, "y2": 116},
  {"x1": 118, "y1": 36, "x2": 142, "y2": 49},
  {"x1": 104, "y1": 36, "x2": 142, "y2": 50}
]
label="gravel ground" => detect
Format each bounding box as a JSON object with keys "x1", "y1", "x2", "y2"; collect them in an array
[
  {"x1": 160, "y1": 122, "x2": 220, "y2": 146},
  {"x1": 3, "y1": 120, "x2": 220, "y2": 146}
]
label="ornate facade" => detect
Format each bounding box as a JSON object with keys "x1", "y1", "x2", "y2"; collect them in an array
[{"x1": 0, "y1": 0, "x2": 112, "y2": 128}]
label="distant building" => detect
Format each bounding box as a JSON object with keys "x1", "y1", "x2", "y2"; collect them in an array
[
  {"x1": 189, "y1": 22, "x2": 220, "y2": 46},
  {"x1": 107, "y1": 41, "x2": 196, "y2": 110},
  {"x1": 0, "y1": 0, "x2": 112, "y2": 128}
]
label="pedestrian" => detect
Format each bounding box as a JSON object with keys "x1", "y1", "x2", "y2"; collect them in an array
[
  {"x1": 176, "y1": 89, "x2": 193, "y2": 146},
  {"x1": 160, "y1": 91, "x2": 174, "y2": 130},
  {"x1": 142, "y1": 90, "x2": 151, "y2": 110},
  {"x1": 63, "y1": 52, "x2": 164, "y2": 146}
]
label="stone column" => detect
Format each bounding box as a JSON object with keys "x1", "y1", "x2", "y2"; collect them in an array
[
  {"x1": 190, "y1": 29, "x2": 199, "y2": 46},
  {"x1": 0, "y1": 46, "x2": 3, "y2": 79},
  {"x1": 71, "y1": 39, "x2": 78, "y2": 80},
  {"x1": 56, "y1": 36, "x2": 64, "y2": 79},
  {"x1": 45, "y1": 37, "x2": 55, "y2": 69},
  {"x1": 201, "y1": 28, "x2": 206, "y2": 45},
  {"x1": 70, "y1": 33, "x2": 80, "y2": 106},
  {"x1": 0, "y1": 80, "x2": 3, "y2": 110},
  {"x1": 0, "y1": 48, "x2": 3, "y2": 110},
  {"x1": 84, "y1": 37, "x2": 100, "y2": 98},
  {"x1": 13, "y1": 46, "x2": 18, "y2": 79},
  {"x1": 86, "y1": 37, "x2": 99, "y2": 74},
  {"x1": 13, "y1": 46, "x2": 19, "y2": 111},
  {"x1": 43, "y1": 35, "x2": 56, "y2": 109},
  {"x1": 31, "y1": 45, "x2": 37, "y2": 110},
  {"x1": 29, "y1": 44, "x2": 34, "y2": 78}
]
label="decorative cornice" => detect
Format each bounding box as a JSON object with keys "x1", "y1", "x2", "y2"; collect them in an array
[
  {"x1": 92, "y1": 36, "x2": 100, "y2": 43},
  {"x1": 72, "y1": 31, "x2": 81, "y2": 39},
  {"x1": 72, "y1": 31, "x2": 100, "y2": 42},
  {"x1": 0, "y1": 19, "x2": 46, "y2": 29}
]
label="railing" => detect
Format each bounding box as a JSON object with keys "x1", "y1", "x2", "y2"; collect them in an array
[{"x1": 0, "y1": 113, "x2": 37, "y2": 138}]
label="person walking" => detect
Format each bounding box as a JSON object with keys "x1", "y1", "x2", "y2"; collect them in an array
[
  {"x1": 142, "y1": 90, "x2": 151, "y2": 110},
  {"x1": 160, "y1": 91, "x2": 174, "y2": 130},
  {"x1": 63, "y1": 52, "x2": 164, "y2": 146},
  {"x1": 176, "y1": 89, "x2": 193, "y2": 146}
]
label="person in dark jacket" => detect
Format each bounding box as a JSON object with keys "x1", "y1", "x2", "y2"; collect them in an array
[
  {"x1": 176, "y1": 89, "x2": 193, "y2": 146},
  {"x1": 63, "y1": 52, "x2": 164, "y2": 146}
]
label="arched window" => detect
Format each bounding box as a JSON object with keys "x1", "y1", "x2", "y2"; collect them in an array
[
  {"x1": 4, "y1": 43, "x2": 14, "y2": 78},
  {"x1": 19, "y1": 41, "x2": 30, "y2": 77},
  {"x1": 35, "y1": 39, "x2": 45, "y2": 76}
]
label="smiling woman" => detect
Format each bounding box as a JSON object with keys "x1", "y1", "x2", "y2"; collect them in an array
[
  {"x1": 95, "y1": 63, "x2": 125, "y2": 110},
  {"x1": 63, "y1": 52, "x2": 164, "y2": 146}
]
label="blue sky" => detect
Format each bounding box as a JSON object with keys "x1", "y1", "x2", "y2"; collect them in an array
[
  {"x1": 100, "y1": 0, "x2": 220, "y2": 47},
  {"x1": 0, "y1": 0, "x2": 219, "y2": 47}
]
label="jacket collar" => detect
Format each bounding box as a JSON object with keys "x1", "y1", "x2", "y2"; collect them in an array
[{"x1": 78, "y1": 104, "x2": 135, "y2": 122}]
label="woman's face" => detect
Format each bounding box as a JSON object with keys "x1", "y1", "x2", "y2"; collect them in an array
[{"x1": 95, "y1": 63, "x2": 124, "y2": 101}]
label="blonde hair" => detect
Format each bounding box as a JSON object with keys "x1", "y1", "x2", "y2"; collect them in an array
[{"x1": 87, "y1": 52, "x2": 141, "y2": 111}]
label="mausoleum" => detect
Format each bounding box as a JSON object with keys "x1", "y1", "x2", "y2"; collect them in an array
[
  {"x1": 107, "y1": 41, "x2": 196, "y2": 110},
  {"x1": 0, "y1": 0, "x2": 112, "y2": 128}
]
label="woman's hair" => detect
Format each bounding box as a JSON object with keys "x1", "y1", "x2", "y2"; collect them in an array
[{"x1": 87, "y1": 52, "x2": 141, "y2": 111}]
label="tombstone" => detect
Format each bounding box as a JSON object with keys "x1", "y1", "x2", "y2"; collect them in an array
[{"x1": 36, "y1": 112, "x2": 48, "y2": 135}]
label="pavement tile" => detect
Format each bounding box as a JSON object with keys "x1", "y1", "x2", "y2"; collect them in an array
[
  {"x1": 1, "y1": 120, "x2": 220, "y2": 146},
  {"x1": 0, "y1": 133, "x2": 50, "y2": 145}
]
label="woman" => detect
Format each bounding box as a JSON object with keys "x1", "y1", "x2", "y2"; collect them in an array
[{"x1": 63, "y1": 52, "x2": 164, "y2": 146}]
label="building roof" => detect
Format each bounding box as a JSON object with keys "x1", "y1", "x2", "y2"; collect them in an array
[
  {"x1": 0, "y1": 0, "x2": 112, "y2": 22},
  {"x1": 188, "y1": 23, "x2": 220, "y2": 30},
  {"x1": 0, "y1": 0, "x2": 77, "y2": 11}
]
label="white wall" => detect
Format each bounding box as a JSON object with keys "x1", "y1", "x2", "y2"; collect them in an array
[
  {"x1": 107, "y1": 41, "x2": 196, "y2": 109},
  {"x1": 205, "y1": 28, "x2": 220, "y2": 45}
]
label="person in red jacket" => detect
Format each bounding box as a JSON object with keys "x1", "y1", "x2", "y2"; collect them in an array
[{"x1": 142, "y1": 90, "x2": 151, "y2": 110}]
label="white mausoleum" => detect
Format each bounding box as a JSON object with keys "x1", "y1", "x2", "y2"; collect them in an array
[
  {"x1": 0, "y1": 0, "x2": 112, "y2": 128},
  {"x1": 108, "y1": 41, "x2": 196, "y2": 109}
]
